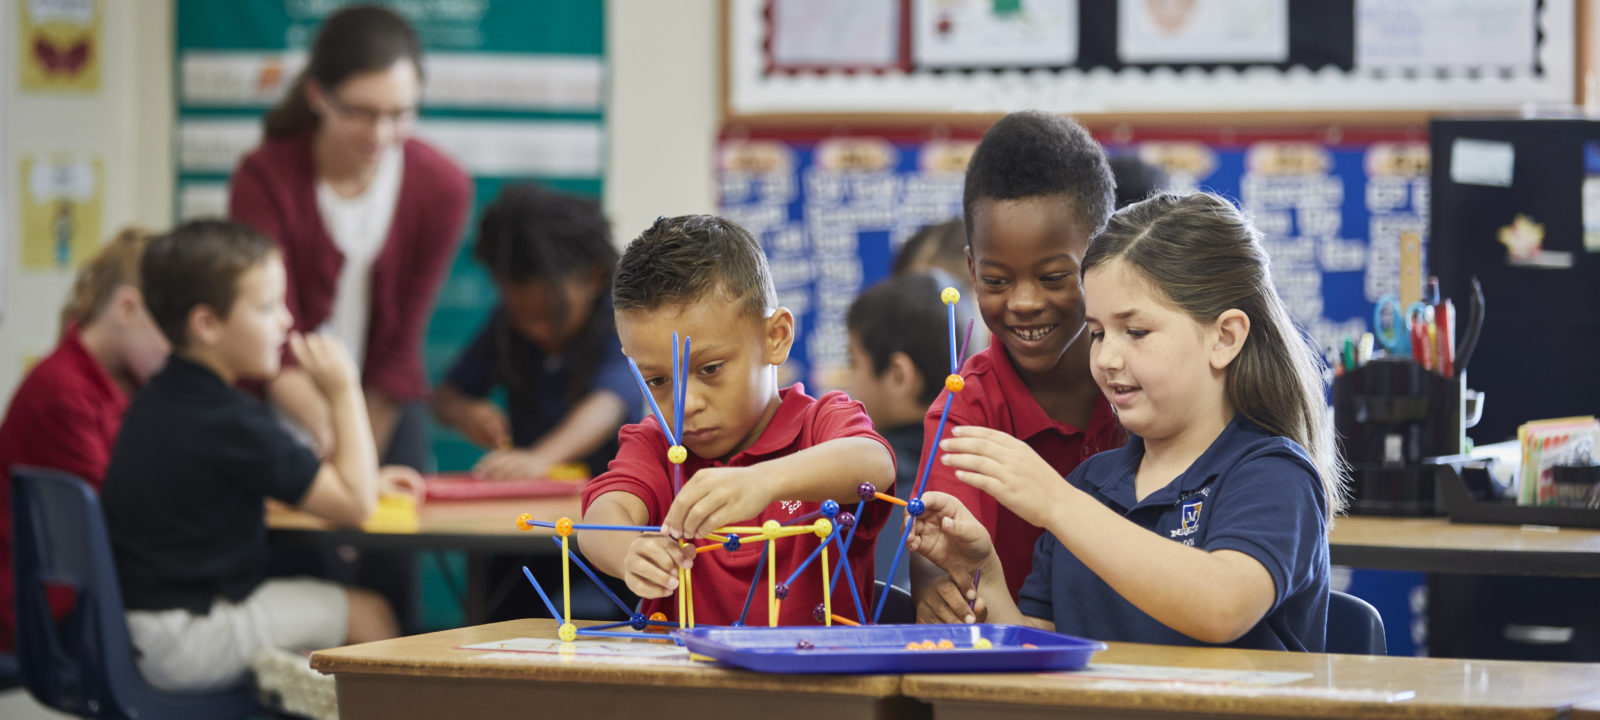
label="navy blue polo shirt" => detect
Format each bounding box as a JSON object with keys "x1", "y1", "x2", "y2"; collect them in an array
[
  {"x1": 1017, "y1": 415, "x2": 1330, "y2": 651},
  {"x1": 444, "y1": 297, "x2": 635, "y2": 473}
]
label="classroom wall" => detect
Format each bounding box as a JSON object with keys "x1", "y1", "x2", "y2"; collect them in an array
[
  {"x1": 603, "y1": 0, "x2": 719, "y2": 240},
  {"x1": 0, "y1": 0, "x2": 172, "y2": 404}
]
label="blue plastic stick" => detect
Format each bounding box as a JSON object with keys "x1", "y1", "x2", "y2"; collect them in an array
[
  {"x1": 626, "y1": 357, "x2": 677, "y2": 447},
  {"x1": 829, "y1": 501, "x2": 866, "y2": 589},
  {"x1": 873, "y1": 520, "x2": 917, "y2": 624},
  {"x1": 548, "y1": 537, "x2": 633, "y2": 616},
  {"x1": 521, "y1": 566, "x2": 562, "y2": 620},
  {"x1": 782, "y1": 526, "x2": 840, "y2": 588},
  {"x1": 957, "y1": 317, "x2": 975, "y2": 368},
  {"x1": 575, "y1": 628, "x2": 682, "y2": 642},
  {"x1": 736, "y1": 542, "x2": 770, "y2": 626},
  {"x1": 585, "y1": 619, "x2": 633, "y2": 631},
  {"x1": 782, "y1": 508, "x2": 824, "y2": 526},
  {"x1": 832, "y1": 532, "x2": 868, "y2": 624},
  {"x1": 525, "y1": 519, "x2": 663, "y2": 533},
  {"x1": 912, "y1": 392, "x2": 955, "y2": 500},
  {"x1": 947, "y1": 300, "x2": 957, "y2": 373}
]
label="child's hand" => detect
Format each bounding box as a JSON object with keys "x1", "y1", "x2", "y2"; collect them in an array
[
  {"x1": 378, "y1": 465, "x2": 425, "y2": 503},
  {"x1": 474, "y1": 449, "x2": 554, "y2": 480},
  {"x1": 939, "y1": 426, "x2": 1068, "y2": 528},
  {"x1": 908, "y1": 491, "x2": 995, "y2": 574},
  {"x1": 288, "y1": 332, "x2": 358, "y2": 398},
  {"x1": 662, "y1": 466, "x2": 770, "y2": 540},
  {"x1": 623, "y1": 533, "x2": 694, "y2": 598},
  {"x1": 915, "y1": 573, "x2": 988, "y2": 625},
  {"x1": 460, "y1": 402, "x2": 511, "y2": 449}
]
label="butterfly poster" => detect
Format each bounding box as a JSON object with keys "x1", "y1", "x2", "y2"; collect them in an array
[
  {"x1": 19, "y1": 0, "x2": 101, "y2": 93},
  {"x1": 18, "y1": 153, "x2": 103, "y2": 272}
]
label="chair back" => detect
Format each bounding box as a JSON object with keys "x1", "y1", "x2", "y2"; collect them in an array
[{"x1": 1327, "y1": 589, "x2": 1388, "y2": 655}]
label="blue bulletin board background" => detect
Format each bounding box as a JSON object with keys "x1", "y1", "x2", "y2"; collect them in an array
[{"x1": 717, "y1": 126, "x2": 1431, "y2": 391}]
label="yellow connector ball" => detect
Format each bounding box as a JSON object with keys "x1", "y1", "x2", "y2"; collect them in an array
[
  {"x1": 516, "y1": 513, "x2": 534, "y2": 531},
  {"x1": 555, "y1": 517, "x2": 574, "y2": 537},
  {"x1": 941, "y1": 287, "x2": 960, "y2": 305},
  {"x1": 974, "y1": 637, "x2": 993, "y2": 650},
  {"x1": 812, "y1": 518, "x2": 834, "y2": 538},
  {"x1": 667, "y1": 444, "x2": 688, "y2": 464},
  {"x1": 762, "y1": 519, "x2": 781, "y2": 538},
  {"x1": 559, "y1": 622, "x2": 578, "y2": 642},
  {"x1": 945, "y1": 374, "x2": 965, "y2": 393}
]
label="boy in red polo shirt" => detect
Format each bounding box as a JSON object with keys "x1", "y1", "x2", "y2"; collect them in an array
[
  {"x1": 910, "y1": 112, "x2": 1127, "y2": 623},
  {"x1": 581, "y1": 215, "x2": 895, "y2": 626},
  {"x1": 0, "y1": 229, "x2": 169, "y2": 652}
]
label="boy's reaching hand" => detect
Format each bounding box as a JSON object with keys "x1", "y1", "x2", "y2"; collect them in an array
[
  {"x1": 662, "y1": 465, "x2": 772, "y2": 541},
  {"x1": 623, "y1": 533, "x2": 695, "y2": 598}
]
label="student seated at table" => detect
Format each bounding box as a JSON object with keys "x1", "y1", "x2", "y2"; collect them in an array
[
  {"x1": 843, "y1": 269, "x2": 970, "y2": 588},
  {"x1": 910, "y1": 111, "x2": 1126, "y2": 625},
  {"x1": 911, "y1": 193, "x2": 1343, "y2": 651},
  {"x1": 101, "y1": 219, "x2": 397, "y2": 701},
  {"x1": 581, "y1": 215, "x2": 895, "y2": 625},
  {"x1": 0, "y1": 229, "x2": 170, "y2": 653},
  {"x1": 431, "y1": 182, "x2": 633, "y2": 479}
]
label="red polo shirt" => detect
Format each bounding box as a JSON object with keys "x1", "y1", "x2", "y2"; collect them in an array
[
  {"x1": 917, "y1": 338, "x2": 1125, "y2": 600},
  {"x1": 228, "y1": 133, "x2": 470, "y2": 401},
  {"x1": 0, "y1": 327, "x2": 130, "y2": 650},
  {"x1": 582, "y1": 385, "x2": 892, "y2": 626}
]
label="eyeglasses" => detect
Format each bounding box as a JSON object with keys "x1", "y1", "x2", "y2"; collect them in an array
[{"x1": 323, "y1": 92, "x2": 418, "y2": 127}]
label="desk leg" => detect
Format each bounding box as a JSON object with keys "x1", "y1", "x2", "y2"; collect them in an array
[{"x1": 334, "y1": 675, "x2": 928, "y2": 720}]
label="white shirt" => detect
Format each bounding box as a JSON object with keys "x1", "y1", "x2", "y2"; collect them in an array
[{"x1": 314, "y1": 145, "x2": 403, "y2": 368}]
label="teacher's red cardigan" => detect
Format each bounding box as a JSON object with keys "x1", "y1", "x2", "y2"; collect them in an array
[{"x1": 229, "y1": 133, "x2": 471, "y2": 401}]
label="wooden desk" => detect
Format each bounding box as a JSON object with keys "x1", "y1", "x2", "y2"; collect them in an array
[
  {"x1": 312, "y1": 619, "x2": 913, "y2": 720},
  {"x1": 267, "y1": 495, "x2": 582, "y2": 553},
  {"x1": 1329, "y1": 516, "x2": 1600, "y2": 577},
  {"x1": 903, "y1": 641, "x2": 1600, "y2": 720}
]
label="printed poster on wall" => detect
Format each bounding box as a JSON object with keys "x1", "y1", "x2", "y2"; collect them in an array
[
  {"x1": 18, "y1": 0, "x2": 100, "y2": 93},
  {"x1": 17, "y1": 152, "x2": 103, "y2": 272}
]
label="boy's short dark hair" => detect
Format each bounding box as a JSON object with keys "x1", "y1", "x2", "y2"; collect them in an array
[
  {"x1": 847, "y1": 270, "x2": 965, "y2": 405},
  {"x1": 141, "y1": 219, "x2": 278, "y2": 349},
  {"x1": 962, "y1": 111, "x2": 1115, "y2": 242},
  {"x1": 892, "y1": 219, "x2": 966, "y2": 277},
  {"x1": 613, "y1": 215, "x2": 776, "y2": 320},
  {"x1": 1109, "y1": 152, "x2": 1170, "y2": 210},
  {"x1": 474, "y1": 182, "x2": 617, "y2": 286}
]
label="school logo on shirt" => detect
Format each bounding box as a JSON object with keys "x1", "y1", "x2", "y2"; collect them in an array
[
  {"x1": 780, "y1": 500, "x2": 802, "y2": 515},
  {"x1": 1171, "y1": 499, "x2": 1203, "y2": 539}
]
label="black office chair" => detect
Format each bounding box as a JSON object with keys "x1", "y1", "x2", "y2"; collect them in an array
[
  {"x1": 1326, "y1": 590, "x2": 1387, "y2": 655},
  {"x1": 872, "y1": 580, "x2": 914, "y2": 624}
]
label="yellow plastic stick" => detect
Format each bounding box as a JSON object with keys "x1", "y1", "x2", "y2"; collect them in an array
[
  {"x1": 821, "y1": 543, "x2": 832, "y2": 626},
  {"x1": 767, "y1": 538, "x2": 777, "y2": 627},
  {"x1": 560, "y1": 535, "x2": 571, "y2": 626},
  {"x1": 686, "y1": 567, "x2": 695, "y2": 628},
  {"x1": 677, "y1": 566, "x2": 685, "y2": 630}
]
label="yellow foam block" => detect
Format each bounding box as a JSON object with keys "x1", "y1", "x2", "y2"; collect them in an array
[{"x1": 362, "y1": 494, "x2": 420, "y2": 533}]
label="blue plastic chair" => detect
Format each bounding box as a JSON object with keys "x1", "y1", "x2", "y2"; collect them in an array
[
  {"x1": 1326, "y1": 589, "x2": 1387, "y2": 655},
  {"x1": 11, "y1": 466, "x2": 262, "y2": 718}
]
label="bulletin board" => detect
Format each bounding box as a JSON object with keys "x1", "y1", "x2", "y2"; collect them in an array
[
  {"x1": 173, "y1": 0, "x2": 606, "y2": 472},
  {"x1": 726, "y1": 0, "x2": 1577, "y2": 120},
  {"x1": 717, "y1": 125, "x2": 1430, "y2": 390}
]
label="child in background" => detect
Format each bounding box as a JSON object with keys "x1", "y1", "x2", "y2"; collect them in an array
[
  {"x1": 910, "y1": 111, "x2": 1126, "y2": 624},
  {"x1": 0, "y1": 229, "x2": 170, "y2": 652},
  {"x1": 582, "y1": 215, "x2": 895, "y2": 625},
  {"x1": 892, "y1": 219, "x2": 986, "y2": 352},
  {"x1": 102, "y1": 220, "x2": 396, "y2": 705},
  {"x1": 844, "y1": 270, "x2": 969, "y2": 589},
  {"x1": 912, "y1": 192, "x2": 1343, "y2": 650},
  {"x1": 432, "y1": 183, "x2": 633, "y2": 478}
]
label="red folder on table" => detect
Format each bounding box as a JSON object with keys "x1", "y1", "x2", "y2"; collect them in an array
[{"x1": 423, "y1": 473, "x2": 585, "y2": 501}]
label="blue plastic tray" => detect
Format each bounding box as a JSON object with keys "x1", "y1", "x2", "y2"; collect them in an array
[{"x1": 674, "y1": 624, "x2": 1105, "y2": 674}]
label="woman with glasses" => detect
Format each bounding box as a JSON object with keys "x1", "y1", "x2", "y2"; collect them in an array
[{"x1": 230, "y1": 4, "x2": 469, "y2": 473}]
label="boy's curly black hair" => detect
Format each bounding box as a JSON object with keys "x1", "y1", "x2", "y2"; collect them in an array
[{"x1": 961, "y1": 111, "x2": 1115, "y2": 243}]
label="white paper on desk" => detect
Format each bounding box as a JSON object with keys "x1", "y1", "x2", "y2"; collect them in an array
[
  {"x1": 1045, "y1": 663, "x2": 1313, "y2": 685},
  {"x1": 472, "y1": 651, "x2": 700, "y2": 668},
  {"x1": 462, "y1": 637, "x2": 689, "y2": 658},
  {"x1": 1450, "y1": 138, "x2": 1515, "y2": 188}
]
